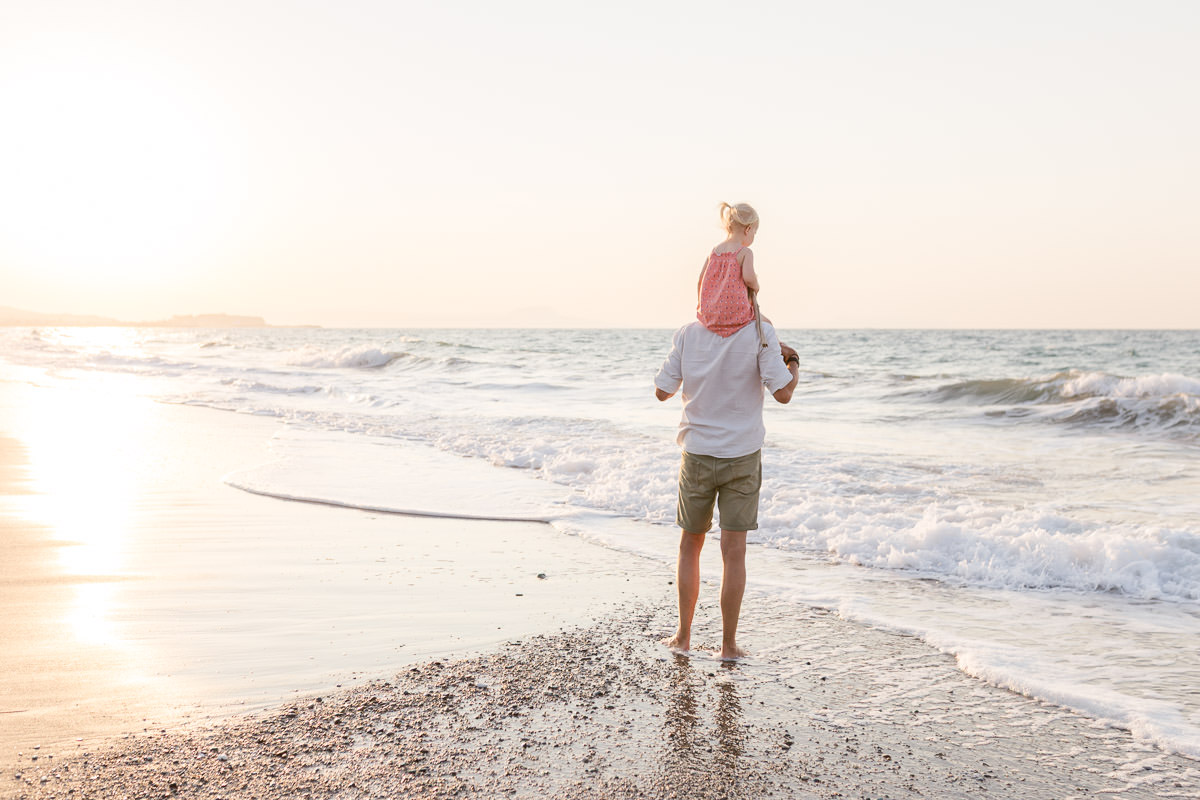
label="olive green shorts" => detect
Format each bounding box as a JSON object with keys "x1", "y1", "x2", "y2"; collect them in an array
[{"x1": 675, "y1": 450, "x2": 762, "y2": 534}]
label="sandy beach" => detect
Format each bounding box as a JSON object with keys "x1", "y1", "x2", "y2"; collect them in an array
[
  {"x1": 3, "y1": 376, "x2": 1200, "y2": 798},
  {"x1": 0, "y1": 377, "x2": 664, "y2": 766},
  {"x1": 8, "y1": 607, "x2": 1200, "y2": 798}
]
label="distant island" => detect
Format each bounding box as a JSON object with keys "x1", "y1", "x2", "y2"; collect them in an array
[
  {"x1": 148, "y1": 314, "x2": 270, "y2": 328},
  {"x1": 0, "y1": 307, "x2": 294, "y2": 328}
]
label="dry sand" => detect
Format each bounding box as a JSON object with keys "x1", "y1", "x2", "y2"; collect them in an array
[{"x1": 3, "y1": 377, "x2": 1200, "y2": 798}]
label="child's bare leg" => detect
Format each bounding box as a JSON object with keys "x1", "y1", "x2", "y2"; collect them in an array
[
  {"x1": 664, "y1": 530, "x2": 705, "y2": 651},
  {"x1": 718, "y1": 530, "x2": 748, "y2": 660}
]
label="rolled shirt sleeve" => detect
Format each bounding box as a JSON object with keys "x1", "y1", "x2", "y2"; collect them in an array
[{"x1": 758, "y1": 323, "x2": 794, "y2": 394}]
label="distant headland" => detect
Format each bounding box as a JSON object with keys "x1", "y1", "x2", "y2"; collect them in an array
[{"x1": 0, "y1": 307, "x2": 316, "y2": 328}]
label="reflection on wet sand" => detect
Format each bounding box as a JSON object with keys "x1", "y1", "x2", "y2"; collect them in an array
[
  {"x1": 0, "y1": 380, "x2": 170, "y2": 754},
  {"x1": 664, "y1": 654, "x2": 702, "y2": 758},
  {"x1": 13, "y1": 375, "x2": 157, "y2": 645},
  {"x1": 715, "y1": 664, "x2": 745, "y2": 766},
  {"x1": 661, "y1": 654, "x2": 748, "y2": 793}
]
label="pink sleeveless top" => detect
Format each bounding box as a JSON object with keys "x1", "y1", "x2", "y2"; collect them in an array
[{"x1": 696, "y1": 247, "x2": 754, "y2": 336}]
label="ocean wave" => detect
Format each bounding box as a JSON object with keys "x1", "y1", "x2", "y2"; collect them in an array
[
  {"x1": 286, "y1": 345, "x2": 408, "y2": 369},
  {"x1": 928, "y1": 371, "x2": 1200, "y2": 404},
  {"x1": 87, "y1": 351, "x2": 197, "y2": 374},
  {"x1": 914, "y1": 371, "x2": 1200, "y2": 436},
  {"x1": 441, "y1": 356, "x2": 473, "y2": 369}
]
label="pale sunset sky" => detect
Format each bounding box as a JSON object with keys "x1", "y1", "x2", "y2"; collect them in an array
[{"x1": 1, "y1": 1, "x2": 1197, "y2": 328}]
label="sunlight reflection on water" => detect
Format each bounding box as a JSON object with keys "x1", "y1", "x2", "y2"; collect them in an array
[{"x1": 14, "y1": 370, "x2": 156, "y2": 647}]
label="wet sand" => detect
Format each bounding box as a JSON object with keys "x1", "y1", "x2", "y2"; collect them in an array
[
  {"x1": 8, "y1": 605, "x2": 1200, "y2": 799},
  {"x1": 0, "y1": 377, "x2": 665, "y2": 763},
  {"x1": 3, "y1": 377, "x2": 1200, "y2": 798}
]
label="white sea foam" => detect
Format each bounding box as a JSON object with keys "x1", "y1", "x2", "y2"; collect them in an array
[
  {"x1": 1062, "y1": 371, "x2": 1200, "y2": 399},
  {"x1": 286, "y1": 345, "x2": 406, "y2": 369},
  {"x1": 760, "y1": 493, "x2": 1200, "y2": 600},
  {"x1": 219, "y1": 378, "x2": 326, "y2": 396}
]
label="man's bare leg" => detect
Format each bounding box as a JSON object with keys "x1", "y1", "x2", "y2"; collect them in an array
[
  {"x1": 663, "y1": 530, "x2": 705, "y2": 652},
  {"x1": 718, "y1": 530, "x2": 747, "y2": 660}
]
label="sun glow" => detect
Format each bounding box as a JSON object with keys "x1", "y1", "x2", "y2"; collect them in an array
[
  {"x1": 11, "y1": 347, "x2": 162, "y2": 646},
  {"x1": 17, "y1": 369, "x2": 149, "y2": 576},
  {"x1": 0, "y1": 37, "x2": 244, "y2": 288}
]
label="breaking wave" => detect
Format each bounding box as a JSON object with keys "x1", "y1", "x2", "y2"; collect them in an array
[
  {"x1": 286, "y1": 346, "x2": 408, "y2": 369},
  {"x1": 916, "y1": 371, "x2": 1200, "y2": 436}
]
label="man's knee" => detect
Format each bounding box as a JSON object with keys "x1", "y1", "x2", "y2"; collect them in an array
[
  {"x1": 719, "y1": 531, "x2": 747, "y2": 560},
  {"x1": 680, "y1": 530, "x2": 706, "y2": 556}
]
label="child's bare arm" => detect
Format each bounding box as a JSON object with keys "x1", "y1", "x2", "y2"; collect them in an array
[
  {"x1": 697, "y1": 258, "x2": 710, "y2": 299},
  {"x1": 741, "y1": 250, "x2": 760, "y2": 293}
]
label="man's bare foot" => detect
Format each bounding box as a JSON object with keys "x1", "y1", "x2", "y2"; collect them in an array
[
  {"x1": 717, "y1": 644, "x2": 747, "y2": 661},
  {"x1": 662, "y1": 631, "x2": 690, "y2": 653}
]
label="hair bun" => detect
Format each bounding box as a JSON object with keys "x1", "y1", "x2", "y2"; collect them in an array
[{"x1": 720, "y1": 202, "x2": 759, "y2": 232}]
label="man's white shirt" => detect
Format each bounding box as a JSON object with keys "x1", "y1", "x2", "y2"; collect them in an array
[{"x1": 654, "y1": 321, "x2": 794, "y2": 459}]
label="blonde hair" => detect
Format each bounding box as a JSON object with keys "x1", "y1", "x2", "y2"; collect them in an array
[{"x1": 720, "y1": 202, "x2": 759, "y2": 233}]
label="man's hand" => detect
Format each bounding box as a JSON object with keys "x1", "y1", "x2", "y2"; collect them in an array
[{"x1": 780, "y1": 343, "x2": 799, "y2": 366}]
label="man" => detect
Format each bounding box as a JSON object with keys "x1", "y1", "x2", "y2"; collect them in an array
[{"x1": 654, "y1": 319, "x2": 799, "y2": 659}]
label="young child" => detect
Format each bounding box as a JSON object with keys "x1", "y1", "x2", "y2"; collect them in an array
[{"x1": 696, "y1": 202, "x2": 761, "y2": 337}]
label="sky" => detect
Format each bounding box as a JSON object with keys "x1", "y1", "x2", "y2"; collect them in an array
[{"x1": 1, "y1": 1, "x2": 1197, "y2": 328}]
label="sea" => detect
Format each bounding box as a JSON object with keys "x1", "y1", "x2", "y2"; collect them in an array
[{"x1": 2, "y1": 326, "x2": 1198, "y2": 759}]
